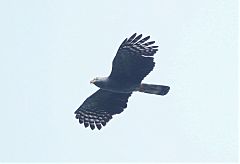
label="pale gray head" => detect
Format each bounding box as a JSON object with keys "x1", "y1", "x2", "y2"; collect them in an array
[{"x1": 90, "y1": 77, "x2": 108, "y2": 88}]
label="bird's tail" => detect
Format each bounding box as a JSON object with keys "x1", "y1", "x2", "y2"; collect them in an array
[{"x1": 137, "y1": 83, "x2": 170, "y2": 95}]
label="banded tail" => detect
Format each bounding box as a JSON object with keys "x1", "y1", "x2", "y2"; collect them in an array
[{"x1": 137, "y1": 83, "x2": 170, "y2": 95}]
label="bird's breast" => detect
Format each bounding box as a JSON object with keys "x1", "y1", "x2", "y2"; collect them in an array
[{"x1": 100, "y1": 78, "x2": 139, "y2": 93}]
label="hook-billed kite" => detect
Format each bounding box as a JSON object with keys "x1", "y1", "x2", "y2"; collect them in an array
[{"x1": 75, "y1": 33, "x2": 170, "y2": 130}]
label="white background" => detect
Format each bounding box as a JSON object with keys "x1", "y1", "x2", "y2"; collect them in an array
[{"x1": 0, "y1": 0, "x2": 238, "y2": 162}]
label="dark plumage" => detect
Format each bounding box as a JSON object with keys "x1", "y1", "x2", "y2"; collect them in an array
[{"x1": 75, "y1": 33, "x2": 170, "y2": 130}]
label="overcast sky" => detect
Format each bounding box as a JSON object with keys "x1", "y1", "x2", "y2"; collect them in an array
[{"x1": 0, "y1": 0, "x2": 238, "y2": 162}]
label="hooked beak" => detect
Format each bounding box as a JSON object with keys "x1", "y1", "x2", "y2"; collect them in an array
[{"x1": 90, "y1": 79, "x2": 95, "y2": 84}]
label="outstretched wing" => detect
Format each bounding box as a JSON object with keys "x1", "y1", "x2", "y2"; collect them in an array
[
  {"x1": 75, "y1": 89, "x2": 132, "y2": 130},
  {"x1": 109, "y1": 33, "x2": 158, "y2": 84}
]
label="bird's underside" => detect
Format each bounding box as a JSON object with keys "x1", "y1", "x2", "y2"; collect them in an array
[{"x1": 74, "y1": 33, "x2": 170, "y2": 130}]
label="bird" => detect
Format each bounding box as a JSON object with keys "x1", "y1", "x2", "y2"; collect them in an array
[{"x1": 74, "y1": 33, "x2": 170, "y2": 130}]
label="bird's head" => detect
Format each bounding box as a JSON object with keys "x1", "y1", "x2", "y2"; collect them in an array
[
  {"x1": 90, "y1": 77, "x2": 100, "y2": 84},
  {"x1": 90, "y1": 77, "x2": 107, "y2": 88}
]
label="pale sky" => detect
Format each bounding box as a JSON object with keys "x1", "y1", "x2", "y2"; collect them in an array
[{"x1": 0, "y1": 0, "x2": 238, "y2": 162}]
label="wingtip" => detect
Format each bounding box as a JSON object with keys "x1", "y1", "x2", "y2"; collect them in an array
[
  {"x1": 96, "y1": 124, "x2": 102, "y2": 130},
  {"x1": 84, "y1": 122, "x2": 89, "y2": 127},
  {"x1": 132, "y1": 32, "x2": 137, "y2": 36},
  {"x1": 90, "y1": 124, "x2": 95, "y2": 130}
]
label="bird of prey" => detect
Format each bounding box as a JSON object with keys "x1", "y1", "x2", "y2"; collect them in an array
[{"x1": 75, "y1": 33, "x2": 170, "y2": 130}]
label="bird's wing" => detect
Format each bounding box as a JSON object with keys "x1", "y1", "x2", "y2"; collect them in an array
[
  {"x1": 109, "y1": 33, "x2": 158, "y2": 84},
  {"x1": 75, "y1": 89, "x2": 132, "y2": 130}
]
